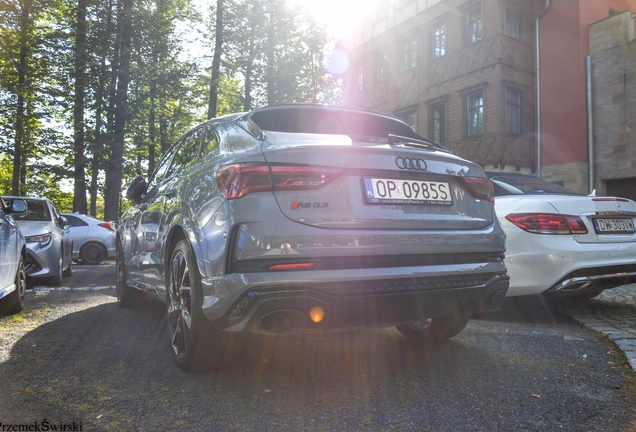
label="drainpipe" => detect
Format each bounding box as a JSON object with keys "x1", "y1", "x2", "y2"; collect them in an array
[
  {"x1": 536, "y1": 0, "x2": 552, "y2": 178},
  {"x1": 586, "y1": 56, "x2": 594, "y2": 194}
]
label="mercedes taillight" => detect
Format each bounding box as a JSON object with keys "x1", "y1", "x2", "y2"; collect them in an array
[{"x1": 505, "y1": 213, "x2": 588, "y2": 235}]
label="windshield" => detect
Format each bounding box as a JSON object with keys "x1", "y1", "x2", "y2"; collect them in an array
[
  {"x1": 489, "y1": 175, "x2": 580, "y2": 196},
  {"x1": 10, "y1": 199, "x2": 51, "y2": 221}
]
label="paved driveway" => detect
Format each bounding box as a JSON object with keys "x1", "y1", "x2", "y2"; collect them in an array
[{"x1": 1, "y1": 284, "x2": 635, "y2": 431}]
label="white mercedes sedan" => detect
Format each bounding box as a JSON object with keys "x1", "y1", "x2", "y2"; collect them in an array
[{"x1": 488, "y1": 173, "x2": 636, "y2": 300}]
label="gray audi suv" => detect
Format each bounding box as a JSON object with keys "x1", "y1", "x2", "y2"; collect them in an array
[{"x1": 117, "y1": 104, "x2": 509, "y2": 371}]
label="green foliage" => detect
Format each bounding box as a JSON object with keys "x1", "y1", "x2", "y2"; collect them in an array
[
  {"x1": 0, "y1": 0, "x2": 341, "y2": 219},
  {"x1": 0, "y1": 154, "x2": 12, "y2": 194}
]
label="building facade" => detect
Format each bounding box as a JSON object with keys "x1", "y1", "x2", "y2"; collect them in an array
[
  {"x1": 590, "y1": 10, "x2": 636, "y2": 200},
  {"x1": 341, "y1": 0, "x2": 636, "y2": 194}
]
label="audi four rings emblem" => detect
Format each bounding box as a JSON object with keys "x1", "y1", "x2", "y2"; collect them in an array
[{"x1": 395, "y1": 157, "x2": 427, "y2": 171}]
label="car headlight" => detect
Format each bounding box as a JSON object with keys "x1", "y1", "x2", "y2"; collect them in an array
[{"x1": 25, "y1": 233, "x2": 52, "y2": 247}]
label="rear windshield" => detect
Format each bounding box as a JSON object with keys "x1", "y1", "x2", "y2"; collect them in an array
[
  {"x1": 489, "y1": 175, "x2": 580, "y2": 196},
  {"x1": 249, "y1": 106, "x2": 422, "y2": 140}
]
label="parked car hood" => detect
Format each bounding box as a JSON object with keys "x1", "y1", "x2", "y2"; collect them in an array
[{"x1": 14, "y1": 220, "x2": 54, "y2": 236}]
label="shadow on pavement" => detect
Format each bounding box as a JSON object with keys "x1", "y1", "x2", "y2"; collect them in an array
[{"x1": 1, "y1": 293, "x2": 635, "y2": 431}]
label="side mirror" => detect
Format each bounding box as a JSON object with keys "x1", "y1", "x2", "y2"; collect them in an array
[
  {"x1": 59, "y1": 216, "x2": 68, "y2": 228},
  {"x1": 11, "y1": 199, "x2": 26, "y2": 213},
  {"x1": 126, "y1": 176, "x2": 148, "y2": 204}
]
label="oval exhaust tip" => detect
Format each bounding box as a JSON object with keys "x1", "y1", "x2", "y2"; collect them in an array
[
  {"x1": 489, "y1": 289, "x2": 506, "y2": 311},
  {"x1": 259, "y1": 310, "x2": 309, "y2": 335}
]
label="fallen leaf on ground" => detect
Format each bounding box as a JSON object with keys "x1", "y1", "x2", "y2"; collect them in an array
[
  {"x1": 531, "y1": 394, "x2": 541, "y2": 399},
  {"x1": 264, "y1": 389, "x2": 272, "y2": 393},
  {"x1": 607, "y1": 349, "x2": 617, "y2": 355}
]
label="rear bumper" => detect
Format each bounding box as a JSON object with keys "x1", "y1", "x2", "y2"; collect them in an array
[
  {"x1": 504, "y1": 231, "x2": 636, "y2": 297},
  {"x1": 544, "y1": 264, "x2": 636, "y2": 296},
  {"x1": 200, "y1": 261, "x2": 509, "y2": 334}
]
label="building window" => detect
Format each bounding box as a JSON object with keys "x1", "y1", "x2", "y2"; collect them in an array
[
  {"x1": 375, "y1": 1, "x2": 388, "y2": 22},
  {"x1": 400, "y1": 36, "x2": 417, "y2": 72},
  {"x1": 396, "y1": 0, "x2": 415, "y2": 9},
  {"x1": 431, "y1": 22, "x2": 446, "y2": 59},
  {"x1": 467, "y1": 91, "x2": 484, "y2": 136},
  {"x1": 428, "y1": 102, "x2": 446, "y2": 143},
  {"x1": 355, "y1": 63, "x2": 363, "y2": 91},
  {"x1": 375, "y1": 50, "x2": 388, "y2": 83},
  {"x1": 399, "y1": 109, "x2": 418, "y2": 132},
  {"x1": 465, "y1": 4, "x2": 483, "y2": 45},
  {"x1": 505, "y1": 8, "x2": 521, "y2": 39},
  {"x1": 506, "y1": 87, "x2": 522, "y2": 135}
]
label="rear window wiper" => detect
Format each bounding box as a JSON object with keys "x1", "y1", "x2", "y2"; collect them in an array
[{"x1": 388, "y1": 134, "x2": 453, "y2": 154}]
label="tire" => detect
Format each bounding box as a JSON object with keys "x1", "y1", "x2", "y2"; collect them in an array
[
  {"x1": 396, "y1": 309, "x2": 472, "y2": 343},
  {"x1": 166, "y1": 239, "x2": 221, "y2": 371},
  {"x1": 80, "y1": 242, "x2": 107, "y2": 265},
  {"x1": 49, "y1": 250, "x2": 63, "y2": 286},
  {"x1": 116, "y1": 243, "x2": 144, "y2": 308},
  {"x1": 63, "y1": 257, "x2": 72, "y2": 277},
  {"x1": 0, "y1": 256, "x2": 27, "y2": 315}
]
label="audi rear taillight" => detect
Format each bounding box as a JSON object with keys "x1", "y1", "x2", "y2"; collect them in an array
[
  {"x1": 218, "y1": 164, "x2": 344, "y2": 199},
  {"x1": 505, "y1": 213, "x2": 588, "y2": 235},
  {"x1": 455, "y1": 177, "x2": 495, "y2": 205}
]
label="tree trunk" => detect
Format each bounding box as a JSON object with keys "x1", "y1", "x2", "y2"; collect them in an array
[
  {"x1": 266, "y1": 0, "x2": 276, "y2": 105},
  {"x1": 243, "y1": 0, "x2": 258, "y2": 111},
  {"x1": 12, "y1": 0, "x2": 30, "y2": 196},
  {"x1": 73, "y1": 0, "x2": 88, "y2": 213},
  {"x1": 148, "y1": 80, "x2": 156, "y2": 176},
  {"x1": 90, "y1": 50, "x2": 108, "y2": 217},
  {"x1": 104, "y1": 0, "x2": 133, "y2": 221},
  {"x1": 207, "y1": 0, "x2": 224, "y2": 120}
]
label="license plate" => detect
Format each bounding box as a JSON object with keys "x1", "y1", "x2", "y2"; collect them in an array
[
  {"x1": 363, "y1": 177, "x2": 452, "y2": 205},
  {"x1": 593, "y1": 218, "x2": 635, "y2": 234}
]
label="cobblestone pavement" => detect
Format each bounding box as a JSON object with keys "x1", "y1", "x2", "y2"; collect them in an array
[{"x1": 563, "y1": 283, "x2": 636, "y2": 370}]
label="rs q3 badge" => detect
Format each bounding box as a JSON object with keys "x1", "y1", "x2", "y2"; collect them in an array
[{"x1": 292, "y1": 202, "x2": 329, "y2": 209}]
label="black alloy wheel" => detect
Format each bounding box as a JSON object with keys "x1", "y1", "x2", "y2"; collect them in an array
[
  {"x1": 63, "y1": 254, "x2": 72, "y2": 277},
  {"x1": 50, "y1": 251, "x2": 63, "y2": 286},
  {"x1": 80, "y1": 242, "x2": 107, "y2": 265},
  {"x1": 166, "y1": 239, "x2": 220, "y2": 371}
]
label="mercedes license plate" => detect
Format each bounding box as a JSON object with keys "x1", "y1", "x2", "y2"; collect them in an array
[
  {"x1": 593, "y1": 218, "x2": 635, "y2": 234},
  {"x1": 363, "y1": 177, "x2": 452, "y2": 205}
]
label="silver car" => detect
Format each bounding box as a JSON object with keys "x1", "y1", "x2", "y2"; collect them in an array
[
  {"x1": 116, "y1": 105, "x2": 509, "y2": 371},
  {"x1": 62, "y1": 213, "x2": 116, "y2": 265},
  {"x1": 2, "y1": 197, "x2": 73, "y2": 286},
  {"x1": 0, "y1": 198, "x2": 27, "y2": 314}
]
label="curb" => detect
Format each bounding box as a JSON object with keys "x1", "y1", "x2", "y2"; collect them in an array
[
  {"x1": 567, "y1": 311, "x2": 636, "y2": 371},
  {"x1": 563, "y1": 284, "x2": 636, "y2": 372}
]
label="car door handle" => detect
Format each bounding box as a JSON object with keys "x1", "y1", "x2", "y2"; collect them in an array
[{"x1": 166, "y1": 189, "x2": 178, "y2": 199}]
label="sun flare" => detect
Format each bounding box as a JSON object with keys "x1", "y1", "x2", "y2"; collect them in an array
[{"x1": 291, "y1": 0, "x2": 372, "y2": 39}]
